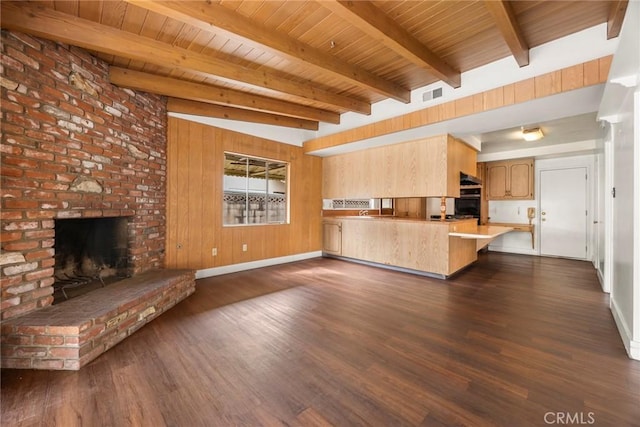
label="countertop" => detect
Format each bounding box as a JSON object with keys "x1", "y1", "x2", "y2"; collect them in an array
[
  {"x1": 448, "y1": 225, "x2": 514, "y2": 239},
  {"x1": 325, "y1": 216, "x2": 512, "y2": 237},
  {"x1": 327, "y1": 216, "x2": 478, "y2": 225}
]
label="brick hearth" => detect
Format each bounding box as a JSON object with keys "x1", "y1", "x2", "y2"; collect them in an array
[
  {"x1": 1, "y1": 270, "x2": 195, "y2": 370},
  {"x1": 0, "y1": 30, "x2": 190, "y2": 369}
]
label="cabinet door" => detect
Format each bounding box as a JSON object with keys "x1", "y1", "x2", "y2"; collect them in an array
[
  {"x1": 509, "y1": 161, "x2": 534, "y2": 198},
  {"x1": 486, "y1": 159, "x2": 534, "y2": 200},
  {"x1": 321, "y1": 135, "x2": 477, "y2": 199},
  {"x1": 487, "y1": 163, "x2": 508, "y2": 199},
  {"x1": 322, "y1": 221, "x2": 342, "y2": 255}
]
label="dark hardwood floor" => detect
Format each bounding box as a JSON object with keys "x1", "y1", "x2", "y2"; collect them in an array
[{"x1": 2, "y1": 252, "x2": 639, "y2": 426}]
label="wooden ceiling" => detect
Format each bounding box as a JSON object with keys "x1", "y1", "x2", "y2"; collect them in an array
[{"x1": 0, "y1": 1, "x2": 628, "y2": 130}]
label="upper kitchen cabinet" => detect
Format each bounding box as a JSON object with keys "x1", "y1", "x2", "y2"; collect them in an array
[
  {"x1": 486, "y1": 158, "x2": 534, "y2": 200},
  {"x1": 322, "y1": 134, "x2": 477, "y2": 199}
]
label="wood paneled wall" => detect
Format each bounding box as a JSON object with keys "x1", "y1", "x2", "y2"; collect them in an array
[
  {"x1": 394, "y1": 198, "x2": 427, "y2": 219},
  {"x1": 166, "y1": 118, "x2": 322, "y2": 270}
]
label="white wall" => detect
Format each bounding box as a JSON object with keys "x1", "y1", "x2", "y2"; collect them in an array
[
  {"x1": 426, "y1": 197, "x2": 455, "y2": 217},
  {"x1": 487, "y1": 154, "x2": 596, "y2": 258},
  {"x1": 609, "y1": 107, "x2": 637, "y2": 359},
  {"x1": 486, "y1": 199, "x2": 538, "y2": 255},
  {"x1": 597, "y1": 0, "x2": 640, "y2": 360},
  {"x1": 603, "y1": 93, "x2": 639, "y2": 361}
]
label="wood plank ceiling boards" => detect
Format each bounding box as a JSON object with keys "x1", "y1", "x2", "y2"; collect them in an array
[{"x1": 0, "y1": 0, "x2": 624, "y2": 127}]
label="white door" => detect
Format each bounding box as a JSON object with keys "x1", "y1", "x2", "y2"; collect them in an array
[{"x1": 539, "y1": 167, "x2": 588, "y2": 259}]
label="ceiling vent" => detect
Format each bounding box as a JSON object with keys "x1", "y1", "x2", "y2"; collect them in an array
[{"x1": 422, "y1": 87, "x2": 443, "y2": 102}]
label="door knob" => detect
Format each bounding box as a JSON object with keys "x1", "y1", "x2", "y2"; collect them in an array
[
  {"x1": 542, "y1": 218, "x2": 546, "y2": 222},
  {"x1": 177, "y1": 243, "x2": 183, "y2": 249},
  {"x1": 541, "y1": 211, "x2": 546, "y2": 215}
]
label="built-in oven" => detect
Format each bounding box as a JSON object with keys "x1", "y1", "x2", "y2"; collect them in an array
[{"x1": 455, "y1": 187, "x2": 481, "y2": 221}]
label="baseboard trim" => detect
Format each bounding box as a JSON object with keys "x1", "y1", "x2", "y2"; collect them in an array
[
  {"x1": 596, "y1": 268, "x2": 609, "y2": 293},
  {"x1": 322, "y1": 253, "x2": 447, "y2": 279},
  {"x1": 610, "y1": 296, "x2": 640, "y2": 360},
  {"x1": 487, "y1": 246, "x2": 538, "y2": 256},
  {"x1": 195, "y1": 251, "x2": 322, "y2": 279},
  {"x1": 631, "y1": 340, "x2": 640, "y2": 360}
]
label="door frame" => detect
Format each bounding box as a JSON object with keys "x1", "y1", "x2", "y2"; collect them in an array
[{"x1": 601, "y1": 133, "x2": 615, "y2": 293}]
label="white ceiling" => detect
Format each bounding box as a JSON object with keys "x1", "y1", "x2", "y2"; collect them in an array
[{"x1": 470, "y1": 112, "x2": 604, "y2": 154}]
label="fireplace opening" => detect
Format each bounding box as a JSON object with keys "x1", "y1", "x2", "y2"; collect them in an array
[{"x1": 53, "y1": 217, "x2": 130, "y2": 303}]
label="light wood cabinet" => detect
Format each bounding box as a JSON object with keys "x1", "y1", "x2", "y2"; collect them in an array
[
  {"x1": 486, "y1": 158, "x2": 534, "y2": 200},
  {"x1": 322, "y1": 220, "x2": 342, "y2": 255},
  {"x1": 322, "y1": 134, "x2": 477, "y2": 199},
  {"x1": 338, "y1": 217, "x2": 477, "y2": 276},
  {"x1": 340, "y1": 218, "x2": 449, "y2": 274}
]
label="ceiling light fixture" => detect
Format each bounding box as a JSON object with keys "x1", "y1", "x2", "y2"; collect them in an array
[{"x1": 521, "y1": 127, "x2": 544, "y2": 141}]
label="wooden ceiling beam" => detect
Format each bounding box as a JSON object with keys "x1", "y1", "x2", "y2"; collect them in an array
[
  {"x1": 0, "y1": 2, "x2": 352, "y2": 116},
  {"x1": 322, "y1": 0, "x2": 461, "y2": 88},
  {"x1": 125, "y1": 0, "x2": 406, "y2": 106},
  {"x1": 109, "y1": 67, "x2": 339, "y2": 124},
  {"x1": 484, "y1": 0, "x2": 529, "y2": 67},
  {"x1": 607, "y1": 0, "x2": 628, "y2": 39},
  {"x1": 167, "y1": 98, "x2": 319, "y2": 131}
]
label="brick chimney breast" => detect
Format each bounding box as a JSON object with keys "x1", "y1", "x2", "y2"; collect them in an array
[{"x1": 0, "y1": 30, "x2": 168, "y2": 321}]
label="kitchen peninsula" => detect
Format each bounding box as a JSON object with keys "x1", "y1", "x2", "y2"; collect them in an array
[
  {"x1": 321, "y1": 133, "x2": 514, "y2": 277},
  {"x1": 323, "y1": 216, "x2": 512, "y2": 278}
]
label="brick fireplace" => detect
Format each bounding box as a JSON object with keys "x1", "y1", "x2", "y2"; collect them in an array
[{"x1": 1, "y1": 31, "x2": 195, "y2": 369}]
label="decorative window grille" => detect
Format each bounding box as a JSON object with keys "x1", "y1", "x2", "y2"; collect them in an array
[
  {"x1": 330, "y1": 199, "x2": 375, "y2": 209},
  {"x1": 223, "y1": 192, "x2": 287, "y2": 225}
]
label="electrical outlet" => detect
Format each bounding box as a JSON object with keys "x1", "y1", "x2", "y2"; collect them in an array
[
  {"x1": 242, "y1": 243, "x2": 247, "y2": 252},
  {"x1": 211, "y1": 248, "x2": 217, "y2": 256}
]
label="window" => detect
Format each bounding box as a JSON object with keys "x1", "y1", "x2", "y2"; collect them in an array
[{"x1": 223, "y1": 153, "x2": 288, "y2": 225}]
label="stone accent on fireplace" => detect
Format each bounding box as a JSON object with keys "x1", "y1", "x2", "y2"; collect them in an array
[
  {"x1": 69, "y1": 176, "x2": 103, "y2": 193},
  {"x1": 1, "y1": 30, "x2": 168, "y2": 321}
]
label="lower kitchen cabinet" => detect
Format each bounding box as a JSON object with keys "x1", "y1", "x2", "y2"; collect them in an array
[
  {"x1": 322, "y1": 220, "x2": 342, "y2": 255},
  {"x1": 328, "y1": 217, "x2": 477, "y2": 277}
]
